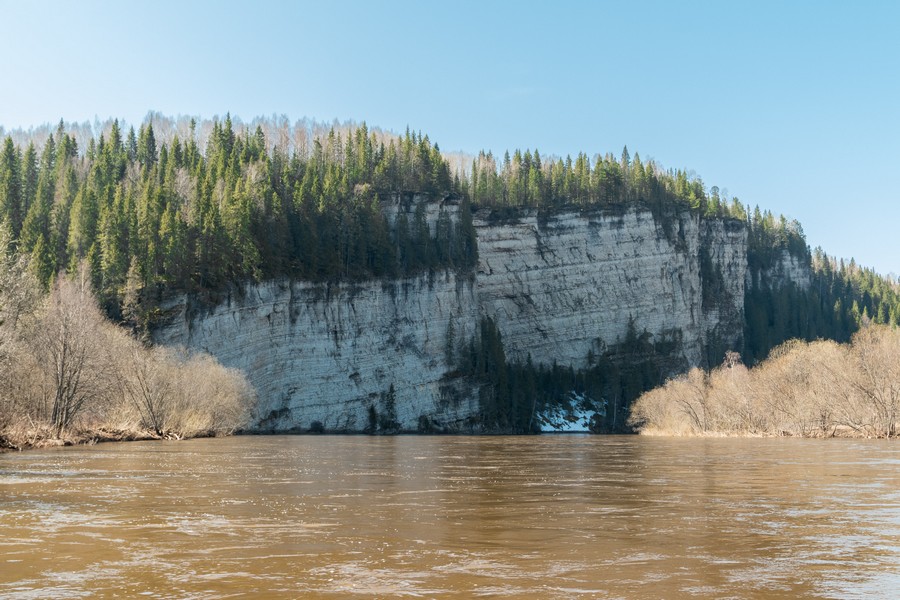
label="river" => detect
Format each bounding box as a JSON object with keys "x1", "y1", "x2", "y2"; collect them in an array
[{"x1": 1, "y1": 436, "x2": 898, "y2": 598}]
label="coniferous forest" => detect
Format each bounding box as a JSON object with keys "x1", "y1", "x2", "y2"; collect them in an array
[
  {"x1": 1, "y1": 117, "x2": 477, "y2": 327},
  {"x1": 2, "y1": 114, "x2": 900, "y2": 437}
]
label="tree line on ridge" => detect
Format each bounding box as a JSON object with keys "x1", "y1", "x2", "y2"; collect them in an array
[{"x1": 2, "y1": 114, "x2": 899, "y2": 435}]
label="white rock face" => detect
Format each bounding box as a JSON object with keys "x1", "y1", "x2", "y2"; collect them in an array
[
  {"x1": 155, "y1": 275, "x2": 481, "y2": 432},
  {"x1": 747, "y1": 249, "x2": 812, "y2": 290},
  {"x1": 474, "y1": 209, "x2": 746, "y2": 369},
  {"x1": 154, "y1": 204, "x2": 764, "y2": 432}
]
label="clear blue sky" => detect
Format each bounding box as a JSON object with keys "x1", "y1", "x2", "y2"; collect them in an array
[{"x1": 2, "y1": 0, "x2": 898, "y2": 275}]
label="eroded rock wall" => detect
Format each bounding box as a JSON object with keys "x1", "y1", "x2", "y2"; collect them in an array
[
  {"x1": 155, "y1": 275, "x2": 480, "y2": 432},
  {"x1": 154, "y1": 203, "x2": 768, "y2": 431},
  {"x1": 474, "y1": 209, "x2": 747, "y2": 370}
]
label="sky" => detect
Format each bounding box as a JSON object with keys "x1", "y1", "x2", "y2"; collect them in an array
[{"x1": 2, "y1": 0, "x2": 898, "y2": 275}]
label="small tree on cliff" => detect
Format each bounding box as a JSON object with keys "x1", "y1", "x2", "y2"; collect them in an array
[{"x1": 379, "y1": 384, "x2": 399, "y2": 432}]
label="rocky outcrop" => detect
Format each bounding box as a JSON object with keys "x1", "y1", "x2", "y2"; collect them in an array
[
  {"x1": 154, "y1": 200, "x2": 800, "y2": 432},
  {"x1": 747, "y1": 248, "x2": 812, "y2": 290},
  {"x1": 474, "y1": 209, "x2": 746, "y2": 371},
  {"x1": 155, "y1": 274, "x2": 481, "y2": 432}
]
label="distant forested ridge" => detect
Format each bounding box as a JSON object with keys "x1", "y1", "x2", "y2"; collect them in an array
[
  {"x1": 1, "y1": 114, "x2": 898, "y2": 358},
  {"x1": 743, "y1": 212, "x2": 900, "y2": 363}
]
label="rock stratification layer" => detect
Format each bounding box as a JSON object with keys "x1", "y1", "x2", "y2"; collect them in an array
[
  {"x1": 156, "y1": 203, "x2": 769, "y2": 431},
  {"x1": 156, "y1": 274, "x2": 480, "y2": 432},
  {"x1": 474, "y1": 209, "x2": 746, "y2": 370}
]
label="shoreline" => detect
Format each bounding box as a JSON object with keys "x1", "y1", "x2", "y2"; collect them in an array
[
  {"x1": 3, "y1": 426, "x2": 895, "y2": 454},
  {"x1": 634, "y1": 426, "x2": 897, "y2": 439},
  {"x1": 0, "y1": 427, "x2": 224, "y2": 454}
]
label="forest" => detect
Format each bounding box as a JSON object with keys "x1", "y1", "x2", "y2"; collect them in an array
[
  {"x1": 0, "y1": 115, "x2": 755, "y2": 328},
  {"x1": 0, "y1": 116, "x2": 477, "y2": 330},
  {"x1": 2, "y1": 114, "x2": 900, "y2": 436},
  {"x1": 743, "y1": 215, "x2": 900, "y2": 363}
]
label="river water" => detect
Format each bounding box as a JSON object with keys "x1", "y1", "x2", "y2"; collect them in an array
[{"x1": 1, "y1": 435, "x2": 898, "y2": 598}]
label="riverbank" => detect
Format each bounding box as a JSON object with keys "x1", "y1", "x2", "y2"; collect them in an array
[
  {"x1": 1, "y1": 257, "x2": 255, "y2": 455},
  {"x1": 0, "y1": 426, "x2": 226, "y2": 453},
  {"x1": 634, "y1": 425, "x2": 892, "y2": 439}
]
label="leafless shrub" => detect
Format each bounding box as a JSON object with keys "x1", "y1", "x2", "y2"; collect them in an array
[
  {"x1": 173, "y1": 352, "x2": 254, "y2": 436},
  {"x1": 843, "y1": 326, "x2": 900, "y2": 437},
  {"x1": 627, "y1": 378, "x2": 694, "y2": 435},
  {"x1": 630, "y1": 326, "x2": 900, "y2": 438},
  {"x1": 1, "y1": 254, "x2": 254, "y2": 445},
  {"x1": 113, "y1": 340, "x2": 253, "y2": 438}
]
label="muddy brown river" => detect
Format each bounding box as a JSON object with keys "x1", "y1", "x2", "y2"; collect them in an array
[{"x1": 1, "y1": 435, "x2": 898, "y2": 598}]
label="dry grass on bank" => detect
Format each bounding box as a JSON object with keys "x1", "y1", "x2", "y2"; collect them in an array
[
  {"x1": 1, "y1": 227, "x2": 254, "y2": 451},
  {"x1": 629, "y1": 325, "x2": 900, "y2": 438}
]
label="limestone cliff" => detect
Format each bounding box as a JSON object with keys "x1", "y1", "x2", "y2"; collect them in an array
[
  {"x1": 155, "y1": 275, "x2": 481, "y2": 432},
  {"x1": 154, "y1": 200, "x2": 798, "y2": 432},
  {"x1": 473, "y1": 209, "x2": 746, "y2": 372},
  {"x1": 747, "y1": 248, "x2": 812, "y2": 290}
]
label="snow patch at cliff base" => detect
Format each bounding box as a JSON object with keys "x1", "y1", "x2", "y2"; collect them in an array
[{"x1": 537, "y1": 393, "x2": 604, "y2": 433}]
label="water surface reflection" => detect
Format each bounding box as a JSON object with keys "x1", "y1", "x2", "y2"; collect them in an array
[{"x1": 1, "y1": 436, "x2": 898, "y2": 598}]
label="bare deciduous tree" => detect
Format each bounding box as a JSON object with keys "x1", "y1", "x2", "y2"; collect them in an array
[
  {"x1": 846, "y1": 326, "x2": 900, "y2": 438},
  {"x1": 28, "y1": 268, "x2": 115, "y2": 436},
  {"x1": 116, "y1": 341, "x2": 177, "y2": 436},
  {"x1": 1, "y1": 223, "x2": 41, "y2": 431}
]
